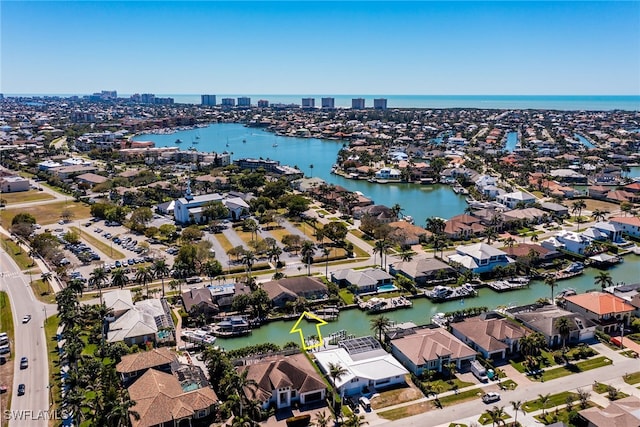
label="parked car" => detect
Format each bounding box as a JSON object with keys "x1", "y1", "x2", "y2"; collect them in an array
[{"x1": 482, "y1": 392, "x2": 501, "y2": 403}]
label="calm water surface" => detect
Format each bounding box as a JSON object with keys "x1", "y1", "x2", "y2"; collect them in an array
[{"x1": 134, "y1": 124, "x2": 468, "y2": 226}]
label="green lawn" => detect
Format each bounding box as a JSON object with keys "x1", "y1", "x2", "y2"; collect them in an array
[
  {"x1": 70, "y1": 226, "x2": 125, "y2": 260},
  {"x1": 523, "y1": 391, "x2": 578, "y2": 413},
  {"x1": 0, "y1": 292, "x2": 15, "y2": 343},
  {"x1": 30, "y1": 279, "x2": 57, "y2": 304},
  {"x1": 534, "y1": 402, "x2": 595, "y2": 424},
  {"x1": 624, "y1": 371, "x2": 640, "y2": 385},
  {"x1": 349, "y1": 229, "x2": 375, "y2": 247},
  {"x1": 535, "y1": 357, "x2": 612, "y2": 382},
  {"x1": 437, "y1": 388, "x2": 483, "y2": 406},
  {"x1": 478, "y1": 411, "x2": 510, "y2": 425},
  {"x1": 1, "y1": 237, "x2": 36, "y2": 270},
  {"x1": 45, "y1": 315, "x2": 61, "y2": 411},
  {"x1": 339, "y1": 289, "x2": 354, "y2": 305}
]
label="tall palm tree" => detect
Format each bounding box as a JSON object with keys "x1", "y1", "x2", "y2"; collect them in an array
[
  {"x1": 89, "y1": 267, "x2": 108, "y2": 305},
  {"x1": 300, "y1": 240, "x2": 316, "y2": 276},
  {"x1": 591, "y1": 209, "x2": 606, "y2": 223},
  {"x1": 134, "y1": 266, "x2": 154, "y2": 298},
  {"x1": 313, "y1": 410, "x2": 330, "y2": 427},
  {"x1": 370, "y1": 315, "x2": 391, "y2": 343},
  {"x1": 537, "y1": 393, "x2": 551, "y2": 417},
  {"x1": 151, "y1": 258, "x2": 170, "y2": 297},
  {"x1": 544, "y1": 275, "x2": 557, "y2": 302},
  {"x1": 327, "y1": 362, "x2": 348, "y2": 407},
  {"x1": 555, "y1": 316, "x2": 571, "y2": 351},
  {"x1": 486, "y1": 405, "x2": 506, "y2": 427},
  {"x1": 485, "y1": 227, "x2": 499, "y2": 245},
  {"x1": 425, "y1": 217, "x2": 446, "y2": 235},
  {"x1": 110, "y1": 267, "x2": 129, "y2": 290},
  {"x1": 40, "y1": 272, "x2": 52, "y2": 294},
  {"x1": 322, "y1": 247, "x2": 331, "y2": 279},
  {"x1": 510, "y1": 400, "x2": 522, "y2": 427},
  {"x1": 242, "y1": 250, "x2": 256, "y2": 279},
  {"x1": 594, "y1": 271, "x2": 613, "y2": 291},
  {"x1": 571, "y1": 199, "x2": 587, "y2": 230}
]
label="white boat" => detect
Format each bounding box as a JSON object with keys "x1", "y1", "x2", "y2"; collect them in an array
[{"x1": 181, "y1": 329, "x2": 216, "y2": 345}]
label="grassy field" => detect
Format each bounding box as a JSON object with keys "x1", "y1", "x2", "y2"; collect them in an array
[
  {"x1": 437, "y1": 388, "x2": 483, "y2": 406},
  {"x1": 214, "y1": 232, "x2": 237, "y2": 254},
  {"x1": 30, "y1": 279, "x2": 57, "y2": 304},
  {"x1": 377, "y1": 401, "x2": 433, "y2": 421},
  {"x1": 523, "y1": 391, "x2": 578, "y2": 413},
  {"x1": 45, "y1": 315, "x2": 62, "y2": 414},
  {"x1": 339, "y1": 289, "x2": 355, "y2": 305},
  {"x1": 1, "y1": 190, "x2": 55, "y2": 205},
  {"x1": 1, "y1": 200, "x2": 92, "y2": 226},
  {"x1": 0, "y1": 291, "x2": 15, "y2": 342},
  {"x1": 538, "y1": 357, "x2": 612, "y2": 382},
  {"x1": 1, "y1": 237, "x2": 36, "y2": 270},
  {"x1": 69, "y1": 226, "x2": 125, "y2": 260},
  {"x1": 349, "y1": 229, "x2": 375, "y2": 247}
]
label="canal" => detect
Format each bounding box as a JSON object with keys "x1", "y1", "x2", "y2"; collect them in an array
[{"x1": 215, "y1": 255, "x2": 640, "y2": 351}]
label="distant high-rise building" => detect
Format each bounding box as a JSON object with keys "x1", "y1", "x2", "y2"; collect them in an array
[
  {"x1": 101, "y1": 90, "x2": 117, "y2": 100},
  {"x1": 257, "y1": 99, "x2": 269, "y2": 108},
  {"x1": 140, "y1": 93, "x2": 156, "y2": 104},
  {"x1": 237, "y1": 97, "x2": 251, "y2": 107},
  {"x1": 321, "y1": 97, "x2": 335, "y2": 109},
  {"x1": 201, "y1": 94, "x2": 216, "y2": 106},
  {"x1": 301, "y1": 98, "x2": 315, "y2": 109},
  {"x1": 221, "y1": 98, "x2": 236, "y2": 107},
  {"x1": 351, "y1": 98, "x2": 365, "y2": 109},
  {"x1": 374, "y1": 98, "x2": 388, "y2": 110}
]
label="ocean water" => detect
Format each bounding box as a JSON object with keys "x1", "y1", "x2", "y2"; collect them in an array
[{"x1": 6, "y1": 94, "x2": 640, "y2": 111}]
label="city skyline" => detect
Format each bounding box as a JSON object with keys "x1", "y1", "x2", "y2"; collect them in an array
[{"x1": 1, "y1": 1, "x2": 639, "y2": 95}]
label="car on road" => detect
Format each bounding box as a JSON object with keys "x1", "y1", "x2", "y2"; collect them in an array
[
  {"x1": 17, "y1": 384, "x2": 25, "y2": 395},
  {"x1": 482, "y1": 392, "x2": 501, "y2": 403},
  {"x1": 22, "y1": 314, "x2": 31, "y2": 323},
  {"x1": 20, "y1": 357, "x2": 28, "y2": 369}
]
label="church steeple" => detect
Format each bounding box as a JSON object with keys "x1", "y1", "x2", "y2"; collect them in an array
[{"x1": 185, "y1": 172, "x2": 194, "y2": 201}]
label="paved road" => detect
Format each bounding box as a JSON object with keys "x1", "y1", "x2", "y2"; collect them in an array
[{"x1": 0, "y1": 239, "x2": 54, "y2": 427}]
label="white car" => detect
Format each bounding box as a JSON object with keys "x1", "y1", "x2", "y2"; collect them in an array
[
  {"x1": 482, "y1": 392, "x2": 501, "y2": 403},
  {"x1": 22, "y1": 315, "x2": 31, "y2": 324}
]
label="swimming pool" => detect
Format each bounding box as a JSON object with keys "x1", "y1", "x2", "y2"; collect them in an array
[{"x1": 377, "y1": 284, "x2": 398, "y2": 293}]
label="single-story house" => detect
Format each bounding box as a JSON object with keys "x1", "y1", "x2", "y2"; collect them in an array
[
  {"x1": 390, "y1": 327, "x2": 476, "y2": 375},
  {"x1": 331, "y1": 267, "x2": 393, "y2": 294},
  {"x1": 261, "y1": 277, "x2": 328, "y2": 308},
  {"x1": 389, "y1": 257, "x2": 456, "y2": 286}
]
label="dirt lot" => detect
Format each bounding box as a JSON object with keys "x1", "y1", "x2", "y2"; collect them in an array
[
  {"x1": 582, "y1": 199, "x2": 622, "y2": 213},
  {"x1": 371, "y1": 377, "x2": 424, "y2": 409}
]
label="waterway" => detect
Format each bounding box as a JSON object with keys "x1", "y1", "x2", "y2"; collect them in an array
[
  {"x1": 134, "y1": 124, "x2": 468, "y2": 226},
  {"x1": 505, "y1": 131, "x2": 518, "y2": 151},
  {"x1": 574, "y1": 133, "x2": 595, "y2": 149},
  {"x1": 215, "y1": 254, "x2": 640, "y2": 351}
]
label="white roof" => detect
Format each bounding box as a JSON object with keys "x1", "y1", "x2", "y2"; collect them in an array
[
  {"x1": 103, "y1": 289, "x2": 134, "y2": 313},
  {"x1": 448, "y1": 254, "x2": 479, "y2": 270},
  {"x1": 498, "y1": 191, "x2": 536, "y2": 201},
  {"x1": 455, "y1": 242, "x2": 507, "y2": 260},
  {"x1": 314, "y1": 347, "x2": 408, "y2": 389},
  {"x1": 106, "y1": 309, "x2": 157, "y2": 343}
]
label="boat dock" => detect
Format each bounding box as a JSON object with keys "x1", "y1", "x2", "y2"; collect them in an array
[
  {"x1": 484, "y1": 278, "x2": 530, "y2": 292},
  {"x1": 358, "y1": 296, "x2": 412, "y2": 313},
  {"x1": 312, "y1": 306, "x2": 340, "y2": 321},
  {"x1": 426, "y1": 284, "x2": 477, "y2": 302}
]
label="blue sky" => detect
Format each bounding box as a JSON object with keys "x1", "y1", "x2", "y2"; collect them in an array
[{"x1": 1, "y1": 1, "x2": 639, "y2": 95}]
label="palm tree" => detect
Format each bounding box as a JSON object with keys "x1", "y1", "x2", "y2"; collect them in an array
[
  {"x1": 592, "y1": 209, "x2": 606, "y2": 222},
  {"x1": 300, "y1": 240, "x2": 316, "y2": 276},
  {"x1": 486, "y1": 405, "x2": 506, "y2": 427},
  {"x1": 327, "y1": 362, "x2": 348, "y2": 408},
  {"x1": 400, "y1": 251, "x2": 414, "y2": 262},
  {"x1": 313, "y1": 410, "x2": 330, "y2": 427},
  {"x1": 151, "y1": 259, "x2": 170, "y2": 297},
  {"x1": 134, "y1": 266, "x2": 154, "y2": 298},
  {"x1": 242, "y1": 250, "x2": 256, "y2": 278},
  {"x1": 370, "y1": 315, "x2": 391, "y2": 343},
  {"x1": 537, "y1": 393, "x2": 550, "y2": 417},
  {"x1": 594, "y1": 271, "x2": 613, "y2": 291},
  {"x1": 503, "y1": 236, "x2": 516, "y2": 249},
  {"x1": 544, "y1": 275, "x2": 557, "y2": 302},
  {"x1": 89, "y1": 267, "x2": 108, "y2": 304},
  {"x1": 343, "y1": 413, "x2": 369, "y2": 427},
  {"x1": 40, "y1": 271, "x2": 52, "y2": 294},
  {"x1": 485, "y1": 227, "x2": 499, "y2": 245},
  {"x1": 110, "y1": 267, "x2": 129, "y2": 289},
  {"x1": 510, "y1": 400, "x2": 522, "y2": 427},
  {"x1": 374, "y1": 239, "x2": 391, "y2": 269},
  {"x1": 571, "y1": 199, "x2": 587, "y2": 230},
  {"x1": 390, "y1": 203, "x2": 404, "y2": 219},
  {"x1": 322, "y1": 247, "x2": 331, "y2": 279},
  {"x1": 554, "y1": 316, "x2": 571, "y2": 350}
]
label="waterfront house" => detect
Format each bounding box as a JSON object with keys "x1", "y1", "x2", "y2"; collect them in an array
[
  {"x1": 237, "y1": 353, "x2": 326, "y2": 410},
  {"x1": 447, "y1": 243, "x2": 514, "y2": 274},
  {"x1": 541, "y1": 230, "x2": 591, "y2": 255},
  {"x1": 444, "y1": 214, "x2": 486, "y2": 239},
  {"x1": 502, "y1": 207, "x2": 547, "y2": 225},
  {"x1": 127, "y1": 368, "x2": 218, "y2": 427},
  {"x1": 390, "y1": 327, "x2": 476, "y2": 375},
  {"x1": 540, "y1": 202, "x2": 569, "y2": 218},
  {"x1": 609, "y1": 216, "x2": 640, "y2": 239},
  {"x1": 389, "y1": 257, "x2": 456, "y2": 286},
  {"x1": 496, "y1": 191, "x2": 536, "y2": 209},
  {"x1": 514, "y1": 306, "x2": 597, "y2": 348},
  {"x1": 587, "y1": 185, "x2": 610, "y2": 200},
  {"x1": 562, "y1": 292, "x2": 635, "y2": 334},
  {"x1": 388, "y1": 221, "x2": 431, "y2": 246},
  {"x1": 375, "y1": 167, "x2": 401, "y2": 180},
  {"x1": 313, "y1": 336, "x2": 408, "y2": 397},
  {"x1": 262, "y1": 277, "x2": 328, "y2": 308},
  {"x1": 181, "y1": 287, "x2": 219, "y2": 318},
  {"x1": 330, "y1": 267, "x2": 393, "y2": 294},
  {"x1": 116, "y1": 347, "x2": 176, "y2": 384},
  {"x1": 578, "y1": 395, "x2": 640, "y2": 427},
  {"x1": 450, "y1": 313, "x2": 528, "y2": 360},
  {"x1": 352, "y1": 205, "x2": 396, "y2": 223}
]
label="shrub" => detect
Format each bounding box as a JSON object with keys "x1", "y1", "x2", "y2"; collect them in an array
[{"x1": 286, "y1": 414, "x2": 311, "y2": 427}]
